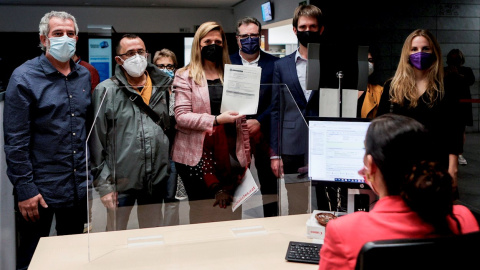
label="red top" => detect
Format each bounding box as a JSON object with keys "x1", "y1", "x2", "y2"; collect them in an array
[
  {"x1": 78, "y1": 59, "x2": 100, "y2": 92},
  {"x1": 319, "y1": 195, "x2": 480, "y2": 270}
]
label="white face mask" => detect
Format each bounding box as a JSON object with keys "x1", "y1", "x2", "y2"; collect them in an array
[
  {"x1": 48, "y1": 35, "x2": 76, "y2": 62},
  {"x1": 120, "y1": 54, "x2": 147, "y2": 77},
  {"x1": 368, "y1": 62, "x2": 374, "y2": 76}
]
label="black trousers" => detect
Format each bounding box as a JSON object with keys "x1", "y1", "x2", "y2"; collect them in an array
[{"x1": 15, "y1": 202, "x2": 86, "y2": 270}]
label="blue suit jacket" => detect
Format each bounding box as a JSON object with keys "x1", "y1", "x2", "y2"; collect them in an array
[
  {"x1": 270, "y1": 51, "x2": 319, "y2": 156},
  {"x1": 230, "y1": 50, "x2": 278, "y2": 134}
]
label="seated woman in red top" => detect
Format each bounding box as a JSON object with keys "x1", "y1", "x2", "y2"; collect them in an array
[{"x1": 318, "y1": 114, "x2": 479, "y2": 270}]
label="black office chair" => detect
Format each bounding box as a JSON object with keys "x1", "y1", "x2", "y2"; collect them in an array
[{"x1": 355, "y1": 231, "x2": 480, "y2": 270}]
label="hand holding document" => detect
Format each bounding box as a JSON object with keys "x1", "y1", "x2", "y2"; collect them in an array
[
  {"x1": 232, "y1": 168, "x2": 259, "y2": 212},
  {"x1": 221, "y1": 64, "x2": 262, "y2": 115}
]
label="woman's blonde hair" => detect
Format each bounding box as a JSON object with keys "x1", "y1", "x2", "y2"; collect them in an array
[
  {"x1": 153, "y1": 48, "x2": 177, "y2": 68},
  {"x1": 390, "y1": 29, "x2": 444, "y2": 108},
  {"x1": 179, "y1": 21, "x2": 231, "y2": 85}
]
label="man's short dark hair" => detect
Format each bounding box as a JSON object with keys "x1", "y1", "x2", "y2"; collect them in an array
[
  {"x1": 236, "y1": 17, "x2": 262, "y2": 35},
  {"x1": 292, "y1": 4, "x2": 323, "y2": 29},
  {"x1": 115, "y1": 33, "x2": 140, "y2": 55}
]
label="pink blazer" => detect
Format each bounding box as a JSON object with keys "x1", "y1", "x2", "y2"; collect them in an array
[
  {"x1": 319, "y1": 196, "x2": 479, "y2": 270},
  {"x1": 171, "y1": 68, "x2": 251, "y2": 167}
]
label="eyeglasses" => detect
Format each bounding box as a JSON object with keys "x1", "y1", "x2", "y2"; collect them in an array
[
  {"x1": 156, "y1": 64, "x2": 175, "y2": 71},
  {"x1": 237, "y1": 33, "x2": 260, "y2": 39},
  {"x1": 118, "y1": 49, "x2": 147, "y2": 58}
]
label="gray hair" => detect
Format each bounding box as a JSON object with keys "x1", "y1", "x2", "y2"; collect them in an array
[{"x1": 39, "y1": 11, "x2": 79, "y2": 51}]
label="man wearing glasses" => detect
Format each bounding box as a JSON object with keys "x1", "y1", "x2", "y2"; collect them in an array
[
  {"x1": 90, "y1": 34, "x2": 173, "y2": 231},
  {"x1": 230, "y1": 17, "x2": 279, "y2": 217}
]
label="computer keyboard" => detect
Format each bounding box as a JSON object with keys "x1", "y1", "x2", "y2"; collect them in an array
[{"x1": 285, "y1": 241, "x2": 322, "y2": 264}]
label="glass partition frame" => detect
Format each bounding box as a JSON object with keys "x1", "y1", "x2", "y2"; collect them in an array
[{"x1": 85, "y1": 83, "x2": 314, "y2": 260}]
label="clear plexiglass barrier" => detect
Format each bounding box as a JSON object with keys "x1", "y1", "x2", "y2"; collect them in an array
[{"x1": 84, "y1": 82, "x2": 338, "y2": 261}]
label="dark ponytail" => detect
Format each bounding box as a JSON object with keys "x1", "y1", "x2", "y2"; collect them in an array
[
  {"x1": 401, "y1": 161, "x2": 459, "y2": 235},
  {"x1": 366, "y1": 114, "x2": 460, "y2": 235}
]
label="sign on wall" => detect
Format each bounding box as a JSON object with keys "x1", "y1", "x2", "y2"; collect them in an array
[{"x1": 88, "y1": 38, "x2": 112, "y2": 82}]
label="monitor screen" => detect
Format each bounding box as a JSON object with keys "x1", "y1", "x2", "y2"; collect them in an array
[
  {"x1": 307, "y1": 117, "x2": 371, "y2": 188},
  {"x1": 261, "y1": 1, "x2": 273, "y2": 22}
]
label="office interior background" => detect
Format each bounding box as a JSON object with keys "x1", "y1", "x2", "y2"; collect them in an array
[{"x1": 0, "y1": 0, "x2": 479, "y2": 269}]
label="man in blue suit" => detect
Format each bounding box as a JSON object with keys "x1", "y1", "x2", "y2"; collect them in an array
[
  {"x1": 270, "y1": 5, "x2": 324, "y2": 214},
  {"x1": 230, "y1": 16, "x2": 279, "y2": 217}
]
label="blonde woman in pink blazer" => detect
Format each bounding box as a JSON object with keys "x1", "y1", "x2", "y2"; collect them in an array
[{"x1": 171, "y1": 21, "x2": 251, "y2": 224}]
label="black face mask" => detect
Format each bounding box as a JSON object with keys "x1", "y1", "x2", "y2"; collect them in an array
[
  {"x1": 296, "y1": 31, "x2": 321, "y2": 47},
  {"x1": 201, "y1": 44, "x2": 223, "y2": 63}
]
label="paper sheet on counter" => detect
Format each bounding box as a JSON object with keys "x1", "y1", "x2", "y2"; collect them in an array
[{"x1": 221, "y1": 64, "x2": 261, "y2": 115}]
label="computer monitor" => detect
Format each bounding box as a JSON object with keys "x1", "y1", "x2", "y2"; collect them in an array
[{"x1": 307, "y1": 117, "x2": 371, "y2": 190}]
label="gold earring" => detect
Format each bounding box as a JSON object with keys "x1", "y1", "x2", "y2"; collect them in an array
[{"x1": 366, "y1": 173, "x2": 375, "y2": 183}]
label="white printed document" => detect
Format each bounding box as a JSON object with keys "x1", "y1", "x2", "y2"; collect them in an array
[
  {"x1": 232, "y1": 168, "x2": 259, "y2": 212},
  {"x1": 221, "y1": 64, "x2": 261, "y2": 115}
]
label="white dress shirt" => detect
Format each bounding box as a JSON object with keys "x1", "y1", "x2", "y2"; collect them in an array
[
  {"x1": 240, "y1": 51, "x2": 261, "y2": 67},
  {"x1": 295, "y1": 49, "x2": 311, "y2": 101}
]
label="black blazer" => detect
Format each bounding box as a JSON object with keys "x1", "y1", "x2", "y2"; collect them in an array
[{"x1": 270, "y1": 51, "x2": 320, "y2": 156}]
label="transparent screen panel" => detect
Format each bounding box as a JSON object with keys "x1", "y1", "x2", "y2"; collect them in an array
[
  {"x1": 86, "y1": 85, "x2": 117, "y2": 260},
  {"x1": 271, "y1": 83, "x2": 312, "y2": 216},
  {"x1": 87, "y1": 83, "x2": 174, "y2": 259},
  {"x1": 173, "y1": 83, "x2": 284, "y2": 223},
  {"x1": 85, "y1": 82, "x2": 300, "y2": 260}
]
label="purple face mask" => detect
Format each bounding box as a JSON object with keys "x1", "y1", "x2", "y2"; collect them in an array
[{"x1": 409, "y1": 52, "x2": 436, "y2": 70}]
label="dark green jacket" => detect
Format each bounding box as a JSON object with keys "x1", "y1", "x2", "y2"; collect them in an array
[{"x1": 90, "y1": 63, "x2": 171, "y2": 196}]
